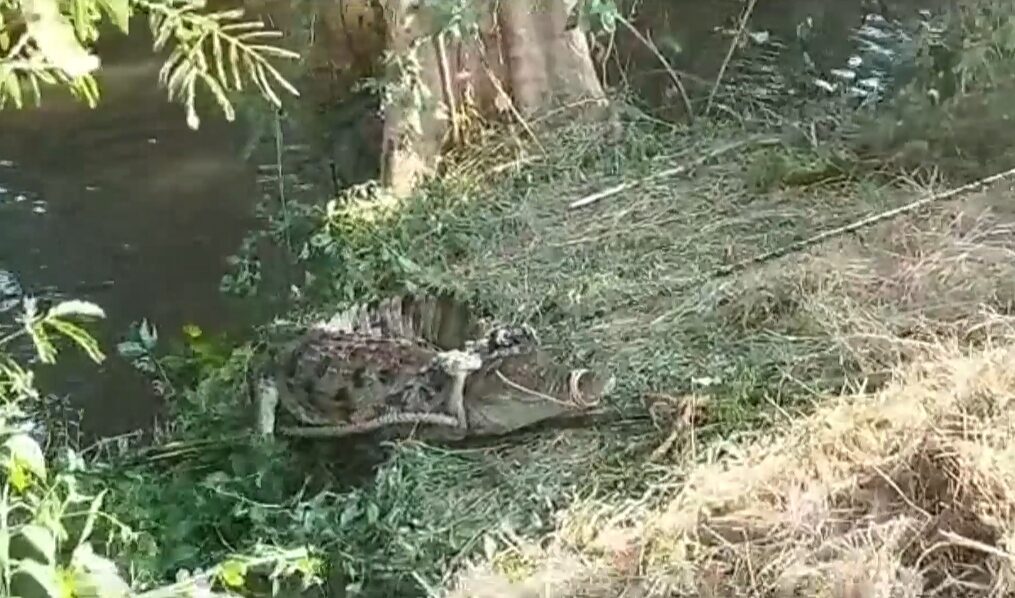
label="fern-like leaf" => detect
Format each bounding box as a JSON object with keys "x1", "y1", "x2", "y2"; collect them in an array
[
  {"x1": 136, "y1": 0, "x2": 299, "y2": 129},
  {"x1": 0, "y1": 0, "x2": 296, "y2": 123}
]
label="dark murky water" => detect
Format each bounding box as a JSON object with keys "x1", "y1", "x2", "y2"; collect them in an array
[{"x1": 0, "y1": 27, "x2": 263, "y2": 437}]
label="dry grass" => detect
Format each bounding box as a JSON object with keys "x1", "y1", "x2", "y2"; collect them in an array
[
  {"x1": 441, "y1": 178, "x2": 1015, "y2": 597},
  {"x1": 276, "y1": 109, "x2": 1015, "y2": 593},
  {"x1": 449, "y1": 335, "x2": 1015, "y2": 597},
  {"x1": 422, "y1": 121, "x2": 916, "y2": 409},
  {"x1": 431, "y1": 117, "x2": 1015, "y2": 417},
  {"x1": 716, "y1": 183, "x2": 1015, "y2": 389}
]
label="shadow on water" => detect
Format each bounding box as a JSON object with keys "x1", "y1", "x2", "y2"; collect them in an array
[{"x1": 0, "y1": 24, "x2": 267, "y2": 439}]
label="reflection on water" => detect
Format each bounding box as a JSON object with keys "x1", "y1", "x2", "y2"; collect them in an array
[{"x1": 0, "y1": 28, "x2": 264, "y2": 438}]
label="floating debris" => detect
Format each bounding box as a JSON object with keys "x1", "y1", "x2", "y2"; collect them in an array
[
  {"x1": 830, "y1": 68, "x2": 857, "y2": 81},
  {"x1": 804, "y1": 9, "x2": 940, "y2": 108},
  {"x1": 0, "y1": 269, "x2": 24, "y2": 313}
]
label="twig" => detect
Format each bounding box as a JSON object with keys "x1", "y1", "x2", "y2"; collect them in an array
[
  {"x1": 710, "y1": 164, "x2": 1015, "y2": 279},
  {"x1": 479, "y1": 58, "x2": 545, "y2": 154},
  {"x1": 617, "y1": 15, "x2": 693, "y2": 123},
  {"x1": 599, "y1": 27, "x2": 615, "y2": 84},
  {"x1": 432, "y1": 31, "x2": 461, "y2": 147},
  {"x1": 493, "y1": 370, "x2": 565, "y2": 405},
  {"x1": 649, "y1": 164, "x2": 1015, "y2": 327},
  {"x1": 648, "y1": 427, "x2": 680, "y2": 462},
  {"x1": 705, "y1": 0, "x2": 759, "y2": 116},
  {"x1": 569, "y1": 135, "x2": 780, "y2": 209},
  {"x1": 917, "y1": 530, "x2": 1015, "y2": 567},
  {"x1": 274, "y1": 108, "x2": 292, "y2": 253},
  {"x1": 490, "y1": 155, "x2": 542, "y2": 174}
]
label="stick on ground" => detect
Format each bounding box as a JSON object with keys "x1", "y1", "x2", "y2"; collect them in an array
[{"x1": 568, "y1": 136, "x2": 780, "y2": 209}]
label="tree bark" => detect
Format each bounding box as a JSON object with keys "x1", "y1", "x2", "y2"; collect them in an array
[
  {"x1": 380, "y1": 0, "x2": 612, "y2": 196},
  {"x1": 249, "y1": 0, "x2": 613, "y2": 198}
]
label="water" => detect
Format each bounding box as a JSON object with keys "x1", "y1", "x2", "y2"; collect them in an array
[{"x1": 0, "y1": 29, "x2": 263, "y2": 438}]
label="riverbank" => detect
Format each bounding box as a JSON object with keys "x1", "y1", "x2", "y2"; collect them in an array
[
  {"x1": 86, "y1": 84, "x2": 1015, "y2": 595},
  {"x1": 75, "y1": 3, "x2": 1015, "y2": 593}
]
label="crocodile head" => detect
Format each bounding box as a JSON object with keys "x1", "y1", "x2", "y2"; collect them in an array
[{"x1": 450, "y1": 349, "x2": 616, "y2": 437}]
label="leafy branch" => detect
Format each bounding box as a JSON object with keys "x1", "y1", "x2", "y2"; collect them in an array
[
  {"x1": 0, "y1": 292, "x2": 322, "y2": 596},
  {"x1": 0, "y1": 0, "x2": 300, "y2": 128},
  {"x1": 0, "y1": 0, "x2": 106, "y2": 108},
  {"x1": 137, "y1": 0, "x2": 300, "y2": 129}
]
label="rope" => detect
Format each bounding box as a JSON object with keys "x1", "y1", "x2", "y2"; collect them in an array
[{"x1": 278, "y1": 411, "x2": 458, "y2": 438}]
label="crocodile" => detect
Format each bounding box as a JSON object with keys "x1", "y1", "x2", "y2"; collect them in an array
[
  {"x1": 255, "y1": 318, "x2": 539, "y2": 437},
  {"x1": 254, "y1": 293, "x2": 615, "y2": 439}
]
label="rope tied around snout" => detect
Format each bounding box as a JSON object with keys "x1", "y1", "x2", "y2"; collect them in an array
[{"x1": 491, "y1": 368, "x2": 604, "y2": 409}]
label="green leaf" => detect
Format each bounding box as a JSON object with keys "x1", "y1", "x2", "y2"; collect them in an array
[
  {"x1": 139, "y1": 319, "x2": 158, "y2": 351},
  {"x1": 10, "y1": 558, "x2": 62, "y2": 598},
  {"x1": 44, "y1": 318, "x2": 105, "y2": 363},
  {"x1": 96, "y1": 0, "x2": 130, "y2": 33},
  {"x1": 71, "y1": 0, "x2": 91, "y2": 43},
  {"x1": 26, "y1": 320, "x2": 58, "y2": 364},
  {"x1": 21, "y1": 0, "x2": 101, "y2": 77},
  {"x1": 134, "y1": 356, "x2": 156, "y2": 375},
  {"x1": 10, "y1": 524, "x2": 57, "y2": 565},
  {"x1": 47, "y1": 300, "x2": 106, "y2": 320},
  {"x1": 8, "y1": 460, "x2": 31, "y2": 492},
  {"x1": 395, "y1": 253, "x2": 420, "y2": 273},
  {"x1": 218, "y1": 558, "x2": 248, "y2": 588},
  {"x1": 68, "y1": 74, "x2": 101, "y2": 108},
  {"x1": 5, "y1": 433, "x2": 46, "y2": 483},
  {"x1": 115, "y1": 341, "x2": 146, "y2": 360},
  {"x1": 73, "y1": 490, "x2": 107, "y2": 550},
  {"x1": 339, "y1": 502, "x2": 359, "y2": 527},
  {"x1": 70, "y1": 543, "x2": 131, "y2": 597},
  {"x1": 0, "y1": 528, "x2": 9, "y2": 572}
]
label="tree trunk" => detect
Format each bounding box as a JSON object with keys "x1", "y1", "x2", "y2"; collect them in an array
[
  {"x1": 380, "y1": 0, "x2": 612, "y2": 197},
  {"x1": 246, "y1": 0, "x2": 612, "y2": 198}
]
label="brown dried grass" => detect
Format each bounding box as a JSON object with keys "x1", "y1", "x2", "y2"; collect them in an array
[
  {"x1": 716, "y1": 184, "x2": 1015, "y2": 388},
  {"x1": 444, "y1": 186, "x2": 1015, "y2": 598},
  {"x1": 449, "y1": 339, "x2": 1015, "y2": 597}
]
